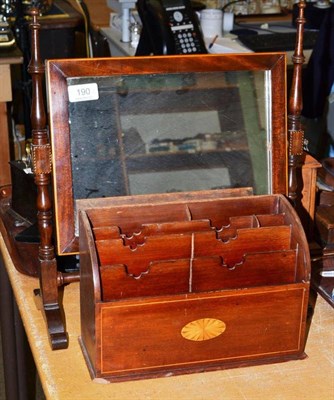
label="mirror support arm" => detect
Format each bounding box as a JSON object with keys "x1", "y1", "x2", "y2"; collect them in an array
[
  {"x1": 28, "y1": 8, "x2": 69, "y2": 350},
  {"x1": 288, "y1": 0, "x2": 306, "y2": 204}
]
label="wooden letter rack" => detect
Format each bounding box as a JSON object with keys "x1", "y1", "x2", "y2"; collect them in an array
[{"x1": 79, "y1": 193, "x2": 310, "y2": 381}]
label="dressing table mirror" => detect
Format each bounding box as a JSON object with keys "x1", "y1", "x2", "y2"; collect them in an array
[
  {"x1": 20, "y1": 2, "x2": 312, "y2": 352},
  {"x1": 46, "y1": 53, "x2": 287, "y2": 255}
]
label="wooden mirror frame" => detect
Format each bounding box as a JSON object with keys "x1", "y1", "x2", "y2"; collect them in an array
[{"x1": 46, "y1": 53, "x2": 287, "y2": 256}]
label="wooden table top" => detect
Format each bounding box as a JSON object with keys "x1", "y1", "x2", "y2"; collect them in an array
[{"x1": 0, "y1": 222, "x2": 333, "y2": 399}]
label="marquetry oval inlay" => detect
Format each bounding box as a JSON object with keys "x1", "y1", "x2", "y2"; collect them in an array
[{"x1": 181, "y1": 318, "x2": 226, "y2": 341}]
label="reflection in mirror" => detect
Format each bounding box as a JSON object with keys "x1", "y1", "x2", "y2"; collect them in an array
[{"x1": 67, "y1": 70, "x2": 271, "y2": 201}]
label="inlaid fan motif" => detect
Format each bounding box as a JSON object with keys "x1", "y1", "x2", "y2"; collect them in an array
[{"x1": 181, "y1": 318, "x2": 226, "y2": 341}]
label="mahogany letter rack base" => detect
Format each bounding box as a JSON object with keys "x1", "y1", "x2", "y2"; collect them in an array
[{"x1": 78, "y1": 193, "x2": 310, "y2": 381}]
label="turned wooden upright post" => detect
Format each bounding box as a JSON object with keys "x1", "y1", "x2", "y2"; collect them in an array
[
  {"x1": 288, "y1": 0, "x2": 306, "y2": 204},
  {"x1": 28, "y1": 8, "x2": 68, "y2": 350}
]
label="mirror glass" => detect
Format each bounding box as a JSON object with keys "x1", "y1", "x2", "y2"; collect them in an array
[{"x1": 67, "y1": 70, "x2": 271, "y2": 201}]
